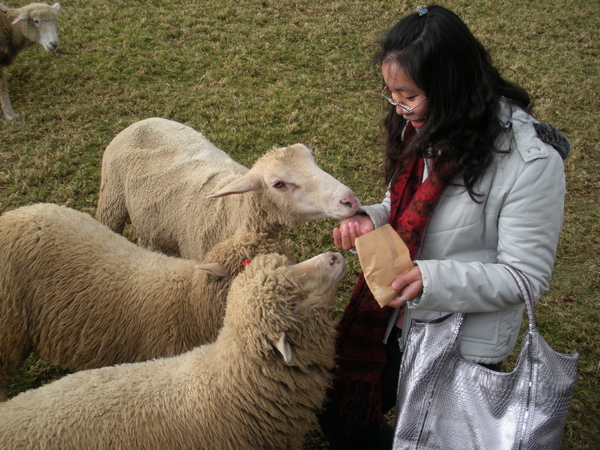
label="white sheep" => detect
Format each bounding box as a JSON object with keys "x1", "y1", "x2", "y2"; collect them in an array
[
  {"x1": 0, "y1": 2, "x2": 60, "y2": 121},
  {"x1": 0, "y1": 250, "x2": 346, "y2": 449},
  {"x1": 95, "y1": 117, "x2": 360, "y2": 260},
  {"x1": 0, "y1": 203, "x2": 292, "y2": 402}
]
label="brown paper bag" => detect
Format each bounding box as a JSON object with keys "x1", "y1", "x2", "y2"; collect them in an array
[{"x1": 355, "y1": 224, "x2": 414, "y2": 307}]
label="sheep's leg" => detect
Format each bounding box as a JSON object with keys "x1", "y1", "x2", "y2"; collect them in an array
[
  {"x1": 0, "y1": 68, "x2": 18, "y2": 122},
  {"x1": 0, "y1": 323, "x2": 31, "y2": 402}
]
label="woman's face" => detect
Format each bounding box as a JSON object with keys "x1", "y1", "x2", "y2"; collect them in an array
[{"x1": 381, "y1": 61, "x2": 428, "y2": 129}]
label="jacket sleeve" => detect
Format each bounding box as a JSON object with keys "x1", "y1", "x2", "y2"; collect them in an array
[
  {"x1": 360, "y1": 189, "x2": 391, "y2": 229},
  {"x1": 413, "y1": 148, "x2": 566, "y2": 313}
]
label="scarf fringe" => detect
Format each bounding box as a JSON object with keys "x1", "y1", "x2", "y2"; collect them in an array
[{"x1": 327, "y1": 375, "x2": 386, "y2": 425}]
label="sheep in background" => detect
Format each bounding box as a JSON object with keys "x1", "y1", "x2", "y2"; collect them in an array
[
  {"x1": 0, "y1": 251, "x2": 346, "y2": 449},
  {"x1": 0, "y1": 203, "x2": 292, "y2": 402},
  {"x1": 0, "y1": 2, "x2": 60, "y2": 121},
  {"x1": 96, "y1": 117, "x2": 360, "y2": 260}
]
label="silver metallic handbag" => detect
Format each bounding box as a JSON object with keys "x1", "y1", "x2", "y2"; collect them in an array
[{"x1": 393, "y1": 265, "x2": 579, "y2": 450}]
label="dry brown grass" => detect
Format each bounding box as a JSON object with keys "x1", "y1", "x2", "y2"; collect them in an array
[{"x1": 1, "y1": 0, "x2": 597, "y2": 448}]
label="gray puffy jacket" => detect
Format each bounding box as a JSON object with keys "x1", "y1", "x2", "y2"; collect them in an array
[{"x1": 362, "y1": 100, "x2": 570, "y2": 363}]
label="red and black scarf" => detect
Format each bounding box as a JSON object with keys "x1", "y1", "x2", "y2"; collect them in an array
[{"x1": 327, "y1": 122, "x2": 449, "y2": 423}]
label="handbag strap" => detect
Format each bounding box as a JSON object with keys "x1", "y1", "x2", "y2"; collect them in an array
[
  {"x1": 499, "y1": 263, "x2": 537, "y2": 334},
  {"x1": 499, "y1": 264, "x2": 540, "y2": 449}
]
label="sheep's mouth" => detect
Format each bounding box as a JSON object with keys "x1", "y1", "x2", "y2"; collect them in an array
[{"x1": 330, "y1": 205, "x2": 360, "y2": 220}]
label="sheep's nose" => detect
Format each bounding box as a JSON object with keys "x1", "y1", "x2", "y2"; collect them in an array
[
  {"x1": 328, "y1": 252, "x2": 343, "y2": 265},
  {"x1": 44, "y1": 41, "x2": 58, "y2": 51},
  {"x1": 340, "y1": 194, "x2": 360, "y2": 210}
]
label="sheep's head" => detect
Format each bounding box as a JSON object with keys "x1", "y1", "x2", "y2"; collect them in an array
[
  {"x1": 206, "y1": 144, "x2": 360, "y2": 225},
  {"x1": 222, "y1": 252, "x2": 345, "y2": 370},
  {"x1": 12, "y1": 3, "x2": 61, "y2": 52}
]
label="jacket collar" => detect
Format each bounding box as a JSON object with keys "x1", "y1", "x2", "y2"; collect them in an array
[{"x1": 498, "y1": 98, "x2": 571, "y2": 161}]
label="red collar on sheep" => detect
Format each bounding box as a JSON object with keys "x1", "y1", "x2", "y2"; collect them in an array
[{"x1": 242, "y1": 259, "x2": 252, "y2": 268}]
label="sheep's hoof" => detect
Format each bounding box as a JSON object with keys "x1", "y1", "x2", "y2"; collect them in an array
[{"x1": 3, "y1": 112, "x2": 19, "y2": 122}]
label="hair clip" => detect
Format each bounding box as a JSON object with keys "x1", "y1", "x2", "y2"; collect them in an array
[{"x1": 416, "y1": 5, "x2": 428, "y2": 16}]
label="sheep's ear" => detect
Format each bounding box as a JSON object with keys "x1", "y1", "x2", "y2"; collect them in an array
[
  {"x1": 206, "y1": 174, "x2": 262, "y2": 198},
  {"x1": 273, "y1": 332, "x2": 292, "y2": 363},
  {"x1": 12, "y1": 14, "x2": 28, "y2": 25},
  {"x1": 194, "y1": 263, "x2": 229, "y2": 277},
  {"x1": 52, "y1": 3, "x2": 62, "y2": 13}
]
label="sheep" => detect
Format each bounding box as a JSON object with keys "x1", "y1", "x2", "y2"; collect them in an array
[
  {"x1": 0, "y1": 250, "x2": 346, "y2": 449},
  {"x1": 0, "y1": 202, "x2": 293, "y2": 402},
  {"x1": 0, "y1": 2, "x2": 60, "y2": 121},
  {"x1": 95, "y1": 117, "x2": 360, "y2": 260}
]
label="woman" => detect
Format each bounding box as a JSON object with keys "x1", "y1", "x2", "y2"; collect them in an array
[{"x1": 319, "y1": 4, "x2": 570, "y2": 449}]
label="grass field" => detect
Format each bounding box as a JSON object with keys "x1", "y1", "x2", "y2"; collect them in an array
[{"x1": 1, "y1": 0, "x2": 598, "y2": 448}]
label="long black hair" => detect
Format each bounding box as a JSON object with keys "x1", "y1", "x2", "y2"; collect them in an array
[{"x1": 376, "y1": 5, "x2": 531, "y2": 200}]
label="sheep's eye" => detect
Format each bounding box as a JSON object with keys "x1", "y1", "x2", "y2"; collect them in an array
[
  {"x1": 33, "y1": 19, "x2": 41, "y2": 25},
  {"x1": 271, "y1": 181, "x2": 286, "y2": 189}
]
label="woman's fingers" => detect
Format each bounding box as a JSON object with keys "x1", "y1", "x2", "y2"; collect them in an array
[{"x1": 388, "y1": 265, "x2": 423, "y2": 308}]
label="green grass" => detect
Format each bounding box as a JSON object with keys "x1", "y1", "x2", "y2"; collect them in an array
[{"x1": 1, "y1": 0, "x2": 598, "y2": 448}]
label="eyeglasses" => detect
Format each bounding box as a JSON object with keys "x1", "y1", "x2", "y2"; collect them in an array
[{"x1": 381, "y1": 87, "x2": 427, "y2": 115}]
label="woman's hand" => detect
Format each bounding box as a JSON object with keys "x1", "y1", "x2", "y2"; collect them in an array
[
  {"x1": 332, "y1": 215, "x2": 375, "y2": 250},
  {"x1": 387, "y1": 265, "x2": 423, "y2": 308}
]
